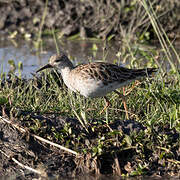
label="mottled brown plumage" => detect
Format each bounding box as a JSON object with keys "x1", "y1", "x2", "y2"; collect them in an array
[{"x1": 72, "y1": 62, "x2": 157, "y2": 86}]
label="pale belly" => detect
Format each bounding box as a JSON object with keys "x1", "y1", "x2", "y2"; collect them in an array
[{"x1": 66, "y1": 78, "x2": 133, "y2": 98}]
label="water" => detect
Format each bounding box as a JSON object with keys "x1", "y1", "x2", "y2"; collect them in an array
[
  {"x1": 0, "y1": 37, "x2": 179, "y2": 79},
  {"x1": 0, "y1": 39, "x2": 54, "y2": 78},
  {"x1": 0, "y1": 38, "x2": 118, "y2": 78}
]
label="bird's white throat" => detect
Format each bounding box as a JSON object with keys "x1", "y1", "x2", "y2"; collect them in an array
[{"x1": 59, "y1": 67, "x2": 71, "y2": 82}]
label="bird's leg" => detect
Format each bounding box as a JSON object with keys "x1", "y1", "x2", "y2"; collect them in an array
[
  {"x1": 100, "y1": 96, "x2": 111, "y2": 114},
  {"x1": 114, "y1": 89, "x2": 129, "y2": 119},
  {"x1": 125, "y1": 80, "x2": 141, "y2": 96}
]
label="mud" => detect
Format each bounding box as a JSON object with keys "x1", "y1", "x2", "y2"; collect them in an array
[{"x1": 0, "y1": 0, "x2": 180, "y2": 40}]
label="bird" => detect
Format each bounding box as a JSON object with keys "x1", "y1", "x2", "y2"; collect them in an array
[{"x1": 36, "y1": 53, "x2": 157, "y2": 119}]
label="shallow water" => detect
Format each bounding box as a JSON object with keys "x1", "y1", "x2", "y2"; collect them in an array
[
  {"x1": 0, "y1": 38, "x2": 118, "y2": 78},
  {"x1": 0, "y1": 39, "x2": 49, "y2": 78},
  {"x1": 0, "y1": 37, "x2": 179, "y2": 79}
]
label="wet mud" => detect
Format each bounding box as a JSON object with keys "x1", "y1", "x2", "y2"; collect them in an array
[{"x1": 0, "y1": 0, "x2": 180, "y2": 40}]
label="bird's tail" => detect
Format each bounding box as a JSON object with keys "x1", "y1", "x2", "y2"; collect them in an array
[
  {"x1": 146, "y1": 68, "x2": 158, "y2": 76},
  {"x1": 132, "y1": 68, "x2": 158, "y2": 78}
]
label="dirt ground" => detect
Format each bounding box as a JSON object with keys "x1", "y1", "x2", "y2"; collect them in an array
[
  {"x1": 0, "y1": 0, "x2": 180, "y2": 40},
  {"x1": 1, "y1": 113, "x2": 179, "y2": 179}
]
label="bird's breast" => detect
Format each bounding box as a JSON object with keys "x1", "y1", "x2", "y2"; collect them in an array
[{"x1": 67, "y1": 76, "x2": 123, "y2": 98}]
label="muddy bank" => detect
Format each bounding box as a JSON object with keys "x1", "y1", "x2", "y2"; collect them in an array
[
  {"x1": 1, "y1": 113, "x2": 179, "y2": 179},
  {"x1": 0, "y1": 0, "x2": 180, "y2": 41},
  {"x1": 0, "y1": 114, "x2": 145, "y2": 178}
]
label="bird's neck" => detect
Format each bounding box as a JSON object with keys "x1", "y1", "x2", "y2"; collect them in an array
[{"x1": 59, "y1": 67, "x2": 72, "y2": 84}]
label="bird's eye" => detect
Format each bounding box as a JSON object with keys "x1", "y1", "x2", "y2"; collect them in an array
[{"x1": 55, "y1": 59, "x2": 61, "y2": 63}]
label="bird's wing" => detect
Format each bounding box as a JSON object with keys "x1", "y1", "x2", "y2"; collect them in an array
[
  {"x1": 72, "y1": 62, "x2": 136, "y2": 84},
  {"x1": 72, "y1": 62, "x2": 157, "y2": 85}
]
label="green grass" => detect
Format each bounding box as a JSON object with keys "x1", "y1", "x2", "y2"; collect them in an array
[{"x1": 1, "y1": 60, "x2": 179, "y2": 130}]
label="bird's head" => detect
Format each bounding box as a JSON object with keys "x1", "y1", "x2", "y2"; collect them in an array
[{"x1": 36, "y1": 54, "x2": 74, "y2": 73}]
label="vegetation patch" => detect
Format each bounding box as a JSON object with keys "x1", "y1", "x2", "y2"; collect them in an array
[{"x1": 0, "y1": 61, "x2": 179, "y2": 178}]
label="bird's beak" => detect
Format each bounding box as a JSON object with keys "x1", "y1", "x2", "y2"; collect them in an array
[{"x1": 36, "y1": 64, "x2": 53, "y2": 73}]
